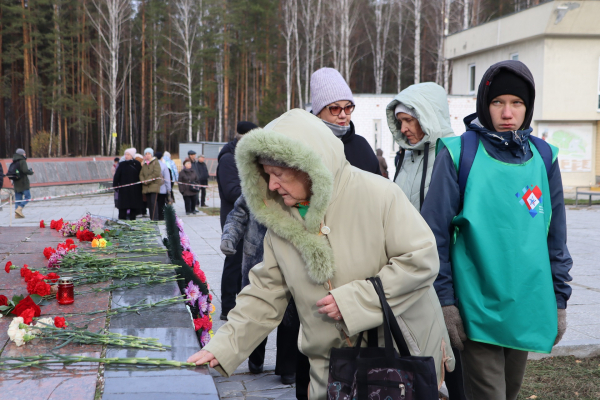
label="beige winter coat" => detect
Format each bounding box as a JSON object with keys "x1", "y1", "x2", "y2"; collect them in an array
[{"x1": 203, "y1": 109, "x2": 454, "y2": 400}]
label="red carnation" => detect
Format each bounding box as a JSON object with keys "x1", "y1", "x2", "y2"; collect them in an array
[
  {"x1": 5, "y1": 261, "x2": 12, "y2": 273},
  {"x1": 182, "y1": 251, "x2": 194, "y2": 267},
  {"x1": 193, "y1": 318, "x2": 202, "y2": 331},
  {"x1": 21, "y1": 308, "x2": 36, "y2": 324},
  {"x1": 40, "y1": 220, "x2": 45, "y2": 228},
  {"x1": 33, "y1": 280, "x2": 51, "y2": 297},
  {"x1": 46, "y1": 272, "x2": 60, "y2": 283},
  {"x1": 65, "y1": 238, "x2": 74, "y2": 245},
  {"x1": 12, "y1": 295, "x2": 41, "y2": 319},
  {"x1": 0, "y1": 295, "x2": 8, "y2": 306},
  {"x1": 43, "y1": 247, "x2": 56, "y2": 259},
  {"x1": 54, "y1": 316, "x2": 67, "y2": 329}
]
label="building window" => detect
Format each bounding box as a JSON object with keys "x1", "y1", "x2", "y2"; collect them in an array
[
  {"x1": 510, "y1": 52, "x2": 519, "y2": 61},
  {"x1": 468, "y1": 64, "x2": 476, "y2": 94}
]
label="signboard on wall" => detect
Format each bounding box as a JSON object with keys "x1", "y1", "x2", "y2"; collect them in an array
[{"x1": 537, "y1": 123, "x2": 593, "y2": 172}]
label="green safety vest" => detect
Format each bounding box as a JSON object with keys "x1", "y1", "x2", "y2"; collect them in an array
[{"x1": 439, "y1": 137, "x2": 558, "y2": 353}]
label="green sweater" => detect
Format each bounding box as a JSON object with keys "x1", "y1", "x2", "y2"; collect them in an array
[{"x1": 11, "y1": 154, "x2": 34, "y2": 193}]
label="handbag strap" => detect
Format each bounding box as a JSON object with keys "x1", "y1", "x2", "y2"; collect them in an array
[{"x1": 368, "y1": 276, "x2": 412, "y2": 357}]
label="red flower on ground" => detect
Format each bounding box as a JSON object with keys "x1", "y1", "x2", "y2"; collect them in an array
[
  {"x1": 65, "y1": 238, "x2": 74, "y2": 245},
  {"x1": 46, "y1": 272, "x2": 60, "y2": 283},
  {"x1": 40, "y1": 220, "x2": 45, "y2": 228},
  {"x1": 50, "y1": 218, "x2": 64, "y2": 231},
  {"x1": 208, "y1": 294, "x2": 213, "y2": 302},
  {"x1": 43, "y1": 247, "x2": 56, "y2": 259},
  {"x1": 24, "y1": 270, "x2": 43, "y2": 283},
  {"x1": 193, "y1": 318, "x2": 202, "y2": 331},
  {"x1": 76, "y1": 230, "x2": 95, "y2": 242},
  {"x1": 12, "y1": 295, "x2": 41, "y2": 319},
  {"x1": 199, "y1": 315, "x2": 212, "y2": 331},
  {"x1": 20, "y1": 265, "x2": 31, "y2": 278},
  {"x1": 32, "y1": 280, "x2": 51, "y2": 297},
  {"x1": 20, "y1": 308, "x2": 36, "y2": 324},
  {"x1": 5, "y1": 261, "x2": 12, "y2": 273},
  {"x1": 182, "y1": 251, "x2": 194, "y2": 267},
  {"x1": 54, "y1": 316, "x2": 67, "y2": 329},
  {"x1": 0, "y1": 295, "x2": 8, "y2": 306}
]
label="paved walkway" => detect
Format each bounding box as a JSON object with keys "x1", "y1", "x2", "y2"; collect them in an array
[{"x1": 1, "y1": 188, "x2": 599, "y2": 398}]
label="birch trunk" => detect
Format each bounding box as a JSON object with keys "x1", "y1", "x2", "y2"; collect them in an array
[
  {"x1": 413, "y1": 0, "x2": 421, "y2": 84},
  {"x1": 367, "y1": 0, "x2": 393, "y2": 94},
  {"x1": 299, "y1": 0, "x2": 322, "y2": 105},
  {"x1": 397, "y1": 0, "x2": 404, "y2": 93}
]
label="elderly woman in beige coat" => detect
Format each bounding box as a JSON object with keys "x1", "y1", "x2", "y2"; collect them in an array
[{"x1": 188, "y1": 109, "x2": 454, "y2": 399}]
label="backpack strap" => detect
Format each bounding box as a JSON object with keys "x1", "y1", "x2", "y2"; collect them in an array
[
  {"x1": 393, "y1": 149, "x2": 405, "y2": 182},
  {"x1": 529, "y1": 135, "x2": 553, "y2": 176},
  {"x1": 458, "y1": 131, "x2": 479, "y2": 205},
  {"x1": 419, "y1": 142, "x2": 430, "y2": 209}
]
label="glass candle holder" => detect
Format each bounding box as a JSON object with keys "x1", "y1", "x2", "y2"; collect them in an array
[{"x1": 57, "y1": 277, "x2": 74, "y2": 305}]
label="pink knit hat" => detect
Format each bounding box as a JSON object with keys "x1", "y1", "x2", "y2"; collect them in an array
[{"x1": 310, "y1": 68, "x2": 354, "y2": 116}]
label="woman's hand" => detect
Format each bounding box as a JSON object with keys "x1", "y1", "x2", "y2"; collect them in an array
[
  {"x1": 317, "y1": 294, "x2": 343, "y2": 321},
  {"x1": 187, "y1": 350, "x2": 220, "y2": 367}
]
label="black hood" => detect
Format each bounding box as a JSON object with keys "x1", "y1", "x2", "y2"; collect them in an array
[
  {"x1": 217, "y1": 139, "x2": 238, "y2": 162},
  {"x1": 12, "y1": 153, "x2": 26, "y2": 162},
  {"x1": 476, "y1": 60, "x2": 536, "y2": 132}
]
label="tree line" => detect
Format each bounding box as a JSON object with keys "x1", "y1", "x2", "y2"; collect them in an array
[{"x1": 0, "y1": 0, "x2": 545, "y2": 158}]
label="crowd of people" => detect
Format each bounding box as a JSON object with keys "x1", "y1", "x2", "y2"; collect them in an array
[
  {"x1": 4, "y1": 60, "x2": 573, "y2": 400},
  {"x1": 186, "y1": 61, "x2": 573, "y2": 400}
]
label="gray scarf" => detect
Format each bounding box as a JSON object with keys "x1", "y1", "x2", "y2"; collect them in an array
[{"x1": 322, "y1": 119, "x2": 351, "y2": 138}]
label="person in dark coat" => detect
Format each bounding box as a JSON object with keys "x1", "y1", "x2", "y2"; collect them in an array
[
  {"x1": 421, "y1": 60, "x2": 572, "y2": 400},
  {"x1": 188, "y1": 150, "x2": 209, "y2": 208},
  {"x1": 113, "y1": 149, "x2": 143, "y2": 220},
  {"x1": 310, "y1": 67, "x2": 381, "y2": 176},
  {"x1": 11, "y1": 148, "x2": 34, "y2": 219},
  {"x1": 216, "y1": 120, "x2": 258, "y2": 320},
  {"x1": 179, "y1": 159, "x2": 200, "y2": 215},
  {"x1": 220, "y1": 195, "x2": 298, "y2": 384}
]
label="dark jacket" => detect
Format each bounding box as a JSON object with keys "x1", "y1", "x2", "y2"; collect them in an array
[
  {"x1": 192, "y1": 160, "x2": 209, "y2": 185},
  {"x1": 340, "y1": 121, "x2": 382, "y2": 175},
  {"x1": 421, "y1": 62, "x2": 573, "y2": 310},
  {"x1": 221, "y1": 195, "x2": 267, "y2": 287},
  {"x1": 178, "y1": 168, "x2": 199, "y2": 197},
  {"x1": 217, "y1": 139, "x2": 242, "y2": 229},
  {"x1": 113, "y1": 159, "x2": 144, "y2": 210},
  {"x1": 11, "y1": 154, "x2": 34, "y2": 193}
]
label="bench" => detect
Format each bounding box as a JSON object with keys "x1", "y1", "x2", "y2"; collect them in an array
[{"x1": 575, "y1": 186, "x2": 600, "y2": 206}]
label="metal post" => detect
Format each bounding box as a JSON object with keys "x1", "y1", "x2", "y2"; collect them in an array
[{"x1": 9, "y1": 191, "x2": 13, "y2": 227}]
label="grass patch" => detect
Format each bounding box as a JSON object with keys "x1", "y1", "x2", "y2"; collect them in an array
[
  {"x1": 564, "y1": 199, "x2": 600, "y2": 206},
  {"x1": 517, "y1": 356, "x2": 600, "y2": 400},
  {"x1": 200, "y1": 207, "x2": 220, "y2": 216}
]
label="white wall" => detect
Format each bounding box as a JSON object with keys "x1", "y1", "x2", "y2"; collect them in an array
[
  {"x1": 448, "y1": 95, "x2": 477, "y2": 135},
  {"x1": 351, "y1": 94, "x2": 398, "y2": 177}
]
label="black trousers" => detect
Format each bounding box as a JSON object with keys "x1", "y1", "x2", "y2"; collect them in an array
[
  {"x1": 146, "y1": 193, "x2": 159, "y2": 221},
  {"x1": 157, "y1": 193, "x2": 167, "y2": 220},
  {"x1": 446, "y1": 347, "x2": 467, "y2": 400},
  {"x1": 184, "y1": 196, "x2": 195, "y2": 213},
  {"x1": 200, "y1": 188, "x2": 207, "y2": 206},
  {"x1": 247, "y1": 313, "x2": 299, "y2": 376},
  {"x1": 193, "y1": 193, "x2": 200, "y2": 208},
  {"x1": 118, "y1": 208, "x2": 137, "y2": 220},
  {"x1": 220, "y1": 239, "x2": 243, "y2": 313}
]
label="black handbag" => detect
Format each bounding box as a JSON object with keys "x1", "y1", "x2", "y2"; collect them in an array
[{"x1": 327, "y1": 276, "x2": 439, "y2": 400}]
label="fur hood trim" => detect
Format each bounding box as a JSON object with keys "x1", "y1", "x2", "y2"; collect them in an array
[{"x1": 235, "y1": 109, "x2": 345, "y2": 283}]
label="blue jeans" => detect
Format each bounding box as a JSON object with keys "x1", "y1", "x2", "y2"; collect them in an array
[{"x1": 15, "y1": 190, "x2": 31, "y2": 209}]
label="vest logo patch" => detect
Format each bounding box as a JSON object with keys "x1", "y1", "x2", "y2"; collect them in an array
[{"x1": 517, "y1": 185, "x2": 543, "y2": 218}]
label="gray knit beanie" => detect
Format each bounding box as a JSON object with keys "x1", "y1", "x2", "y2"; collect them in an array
[
  {"x1": 16, "y1": 148, "x2": 26, "y2": 155},
  {"x1": 394, "y1": 103, "x2": 417, "y2": 119},
  {"x1": 310, "y1": 68, "x2": 354, "y2": 116}
]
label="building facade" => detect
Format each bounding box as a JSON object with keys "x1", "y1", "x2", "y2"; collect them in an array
[{"x1": 446, "y1": 0, "x2": 600, "y2": 186}]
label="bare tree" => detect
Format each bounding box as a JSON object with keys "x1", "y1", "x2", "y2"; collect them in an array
[
  {"x1": 463, "y1": 0, "x2": 469, "y2": 29},
  {"x1": 396, "y1": 0, "x2": 405, "y2": 92},
  {"x1": 365, "y1": 0, "x2": 393, "y2": 94},
  {"x1": 299, "y1": 0, "x2": 322, "y2": 105},
  {"x1": 87, "y1": 0, "x2": 132, "y2": 155},
  {"x1": 324, "y1": 0, "x2": 361, "y2": 81},
  {"x1": 163, "y1": 0, "x2": 201, "y2": 142},
  {"x1": 281, "y1": 0, "x2": 297, "y2": 110},
  {"x1": 413, "y1": 0, "x2": 422, "y2": 83},
  {"x1": 443, "y1": 0, "x2": 452, "y2": 90}
]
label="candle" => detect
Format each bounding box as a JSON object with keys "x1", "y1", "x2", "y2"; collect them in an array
[{"x1": 57, "y1": 277, "x2": 74, "y2": 305}]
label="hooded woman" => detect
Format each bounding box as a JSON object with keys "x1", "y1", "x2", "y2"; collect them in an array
[
  {"x1": 113, "y1": 148, "x2": 143, "y2": 220},
  {"x1": 386, "y1": 82, "x2": 455, "y2": 211},
  {"x1": 163, "y1": 151, "x2": 179, "y2": 202},
  {"x1": 188, "y1": 109, "x2": 454, "y2": 399}
]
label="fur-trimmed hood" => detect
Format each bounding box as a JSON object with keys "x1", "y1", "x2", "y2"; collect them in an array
[{"x1": 235, "y1": 109, "x2": 350, "y2": 284}]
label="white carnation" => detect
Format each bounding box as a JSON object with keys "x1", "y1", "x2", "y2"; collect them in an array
[
  {"x1": 12, "y1": 329, "x2": 26, "y2": 347},
  {"x1": 31, "y1": 317, "x2": 54, "y2": 335}
]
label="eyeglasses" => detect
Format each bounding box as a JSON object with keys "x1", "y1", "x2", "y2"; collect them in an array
[{"x1": 326, "y1": 104, "x2": 355, "y2": 116}]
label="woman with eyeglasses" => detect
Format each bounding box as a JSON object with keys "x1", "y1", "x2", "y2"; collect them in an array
[{"x1": 310, "y1": 67, "x2": 382, "y2": 176}]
